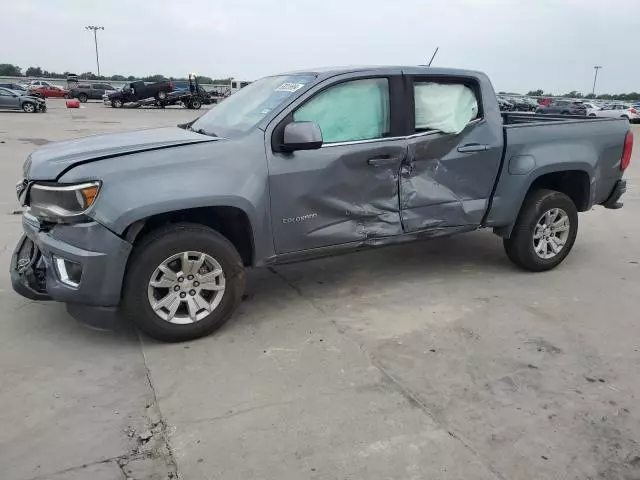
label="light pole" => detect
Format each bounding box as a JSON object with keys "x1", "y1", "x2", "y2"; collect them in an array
[
  {"x1": 592, "y1": 65, "x2": 602, "y2": 96},
  {"x1": 85, "y1": 26, "x2": 104, "y2": 77}
]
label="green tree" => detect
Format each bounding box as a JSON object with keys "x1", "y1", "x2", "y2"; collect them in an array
[
  {"x1": 526, "y1": 89, "x2": 544, "y2": 96},
  {"x1": 25, "y1": 66, "x2": 43, "y2": 77},
  {"x1": 0, "y1": 63, "x2": 22, "y2": 76},
  {"x1": 143, "y1": 74, "x2": 167, "y2": 82},
  {"x1": 585, "y1": 93, "x2": 596, "y2": 99}
]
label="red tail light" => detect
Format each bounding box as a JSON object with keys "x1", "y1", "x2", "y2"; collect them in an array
[
  {"x1": 621, "y1": 131, "x2": 633, "y2": 171},
  {"x1": 630, "y1": 107, "x2": 638, "y2": 114}
]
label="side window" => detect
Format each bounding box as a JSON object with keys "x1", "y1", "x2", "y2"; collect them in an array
[
  {"x1": 0, "y1": 89, "x2": 12, "y2": 97},
  {"x1": 293, "y1": 78, "x2": 390, "y2": 144},
  {"x1": 413, "y1": 81, "x2": 479, "y2": 134}
]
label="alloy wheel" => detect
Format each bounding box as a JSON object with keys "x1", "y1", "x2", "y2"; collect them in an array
[
  {"x1": 147, "y1": 251, "x2": 226, "y2": 324},
  {"x1": 532, "y1": 208, "x2": 571, "y2": 259}
]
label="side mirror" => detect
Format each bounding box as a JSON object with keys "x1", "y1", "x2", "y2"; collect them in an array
[{"x1": 282, "y1": 122, "x2": 323, "y2": 151}]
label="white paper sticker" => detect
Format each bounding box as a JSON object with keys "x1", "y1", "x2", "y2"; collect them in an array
[{"x1": 275, "y1": 83, "x2": 305, "y2": 93}]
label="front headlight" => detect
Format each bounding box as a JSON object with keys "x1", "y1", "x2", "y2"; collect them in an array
[{"x1": 28, "y1": 181, "x2": 101, "y2": 222}]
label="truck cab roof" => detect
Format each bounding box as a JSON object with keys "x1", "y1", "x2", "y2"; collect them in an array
[{"x1": 280, "y1": 65, "x2": 486, "y2": 80}]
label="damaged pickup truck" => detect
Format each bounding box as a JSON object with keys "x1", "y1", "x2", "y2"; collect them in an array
[{"x1": 11, "y1": 66, "x2": 632, "y2": 342}]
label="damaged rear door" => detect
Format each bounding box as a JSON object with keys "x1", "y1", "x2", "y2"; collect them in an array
[
  {"x1": 267, "y1": 74, "x2": 407, "y2": 254},
  {"x1": 399, "y1": 75, "x2": 504, "y2": 231}
]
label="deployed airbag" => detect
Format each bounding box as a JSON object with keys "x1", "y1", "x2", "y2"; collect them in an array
[{"x1": 414, "y1": 83, "x2": 478, "y2": 135}]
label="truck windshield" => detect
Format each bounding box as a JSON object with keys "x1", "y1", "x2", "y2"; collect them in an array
[{"x1": 190, "y1": 74, "x2": 316, "y2": 137}]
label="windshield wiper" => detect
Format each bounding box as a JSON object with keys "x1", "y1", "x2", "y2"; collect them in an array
[{"x1": 189, "y1": 126, "x2": 218, "y2": 137}]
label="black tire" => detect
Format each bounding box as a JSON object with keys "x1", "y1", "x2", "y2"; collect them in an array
[
  {"x1": 156, "y1": 91, "x2": 168, "y2": 100},
  {"x1": 589, "y1": 113, "x2": 596, "y2": 117},
  {"x1": 22, "y1": 102, "x2": 36, "y2": 113},
  {"x1": 190, "y1": 98, "x2": 202, "y2": 110},
  {"x1": 122, "y1": 223, "x2": 245, "y2": 342},
  {"x1": 78, "y1": 93, "x2": 88, "y2": 103},
  {"x1": 111, "y1": 99, "x2": 123, "y2": 108},
  {"x1": 503, "y1": 189, "x2": 578, "y2": 272},
  {"x1": 561, "y1": 111, "x2": 570, "y2": 115}
]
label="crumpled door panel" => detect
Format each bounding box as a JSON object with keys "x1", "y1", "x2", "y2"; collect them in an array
[
  {"x1": 400, "y1": 125, "x2": 503, "y2": 232},
  {"x1": 269, "y1": 142, "x2": 406, "y2": 254}
]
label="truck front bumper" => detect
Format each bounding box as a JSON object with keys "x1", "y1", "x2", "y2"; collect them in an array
[
  {"x1": 10, "y1": 214, "x2": 132, "y2": 328},
  {"x1": 602, "y1": 179, "x2": 627, "y2": 209}
]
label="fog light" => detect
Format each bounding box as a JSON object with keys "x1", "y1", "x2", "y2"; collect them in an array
[{"x1": 54, "y1": 256, "x2": 82, "y2": 287}]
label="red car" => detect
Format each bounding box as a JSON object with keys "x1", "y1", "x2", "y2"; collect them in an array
[{"x1": 29, "y1": 85, "x2": 69, "y2": 98}]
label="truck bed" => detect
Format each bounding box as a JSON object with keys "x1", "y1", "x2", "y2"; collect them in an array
[
  {"x1": 484, "y1": 114, "x2": 629, "y2": 227},
  {"x1": 502, "y1": 112, "x2": 619, "y2": 125}
]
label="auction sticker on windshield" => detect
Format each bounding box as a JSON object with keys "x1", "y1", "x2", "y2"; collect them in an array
[{"x1": 275, "y1": 83, "x2": 306, "y2": 92}]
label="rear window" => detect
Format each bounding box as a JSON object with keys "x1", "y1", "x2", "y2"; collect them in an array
[{"x1": 413, "y1": 81, "x2": 479, "y2": 135}]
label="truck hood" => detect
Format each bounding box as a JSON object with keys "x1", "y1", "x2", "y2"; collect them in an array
[{"x1": 25, "y1": 127, "x2": 217, "y2": 180}]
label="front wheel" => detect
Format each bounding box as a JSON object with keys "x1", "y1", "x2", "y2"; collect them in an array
[
  {"x1": 190, "y1": 98, "x2": 202, "y2": 109},
  {"x1": 122, "y1": 223, "x2": 245, "y2": 342},
  {"x1": 22, "y1": 102, "x2": 36, "y2": 113},
  {"x1": 156, "y1": 91, "x2": 168, "y2": 100},
  {"x1": 503, "y1": 189, "x2": 578, "y2": 272},
  {"x1": 78, "y1": 93, "x2": 88, "y2": 103},
  {"x1": 111, "y1": 99, "x2": 123, "y2": 108}
]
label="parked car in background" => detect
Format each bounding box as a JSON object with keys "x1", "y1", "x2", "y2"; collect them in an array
[
  {"x1": 505, "y1": 96, "x2": 531, "y2": 112},
  {"x1": 536, "y1": 100, "x2": 586, "y2": 116},
  {"x1": 29, "y1": 85, "x2": 69, "y2": 98},
  {"x1": 595, "y1": 104, "x2": 640, "y2": 122},
  {"x1": 68, "y1": 83, "x2": 116, "y2": 102},
  {"x1": 25, "y1": 80, "x2": 60, "y2": 88},
  {"x1": 10, "y1": 66, "x2": 631, "y2": 342},
  {"x1": 0, "y1": 87, "x2": 46, "y2": 113},
  {"x1": 108, "y1": 80, "x2": 174, "y2": 107},
  {"x1": 523, "y1": 97, "x2": 540, "y2": 111},
  {"x1": 582, "y1": 102, "x2": 601, "y2": 117},
  {"x1": 0, "y1": 83, "x2": 30, "y2": 93},
  {"x1": 497, "y1": 97, "x2": 514, "y2": 111}
]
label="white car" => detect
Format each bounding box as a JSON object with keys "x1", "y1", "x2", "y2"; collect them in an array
[
  {"x1": 582, "y1": 102, "x2": 600, "y2": 116},
  {"x1": 26, "y1": 80, "x2": 62, "y2": 88},
  {"x1": 595, "y1": 103, "x2": 640, "y2": 122}
]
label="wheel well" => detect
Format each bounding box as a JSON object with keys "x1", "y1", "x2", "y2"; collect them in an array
[
  {"x1": 528, "y1": 170, "x2": 590, "y2": 211},
  {"x1": 125, "y1": 206, "x2": 254, "y2": 266}
]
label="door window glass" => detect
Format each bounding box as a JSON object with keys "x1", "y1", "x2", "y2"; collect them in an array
[
  {"x1": 0, "y1": 88, "x2": 13, "y2": 96},
  {"x1": 293, "y1": 78, "x2": 390, "y2": 143},
  {"x1": 413, "y1": 82, "x2": 479, "y2": 135}
]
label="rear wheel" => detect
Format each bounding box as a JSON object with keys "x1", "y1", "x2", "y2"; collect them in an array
[
  {"x1": 122, "y1": 223, "x2": 245, "y2": 342},
  {"x1": 503, "y1": 189, "x2": 578, "y2": 272},
  {"x1": 190, "y1": 98, "x2": 202, "y2": 110},
  {"x1": 78, "y1": 93, "x2": 88, "y2": 103},
  {"x1": 22, "y1": 102, "x2": 36, "y2": 113},
  {"x1": 111, "y1": 99, "x2": 123, "y2": 108}
]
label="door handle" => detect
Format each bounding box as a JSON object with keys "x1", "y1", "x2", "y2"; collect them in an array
[
  {"x1": 367, "y1": 155, "x2": 403, "y2": 167},
  {"x1": 457, "y1": 144, "x2": 489, "y2": 153}
]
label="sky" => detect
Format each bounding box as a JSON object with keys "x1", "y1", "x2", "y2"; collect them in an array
[{"x1": 0, "y1": 0, "x2": 637, "y2": 94}]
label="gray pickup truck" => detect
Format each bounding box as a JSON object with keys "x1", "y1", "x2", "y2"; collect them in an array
[{"x1": 10, "y1": 66, "x2": 632, "y2": 342}]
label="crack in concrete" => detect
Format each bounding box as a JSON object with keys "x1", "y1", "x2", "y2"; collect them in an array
[
  {"x1": 268, "y1": 266, "x2": 506, "y2": 480},
  {"x1": 137, "y1": 332, "x2": 181, "y2": 479},
  {"x1": 22, "y1": 452, "x2": 142, "y2": 480}
]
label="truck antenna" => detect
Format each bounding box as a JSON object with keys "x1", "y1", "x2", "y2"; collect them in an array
[{"x1": 427, "y1": 47, "x2": 439, "y2": 67}]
